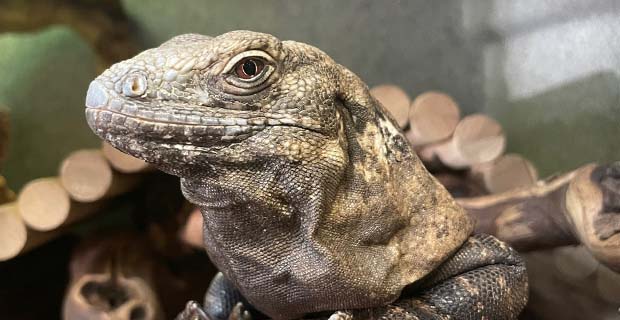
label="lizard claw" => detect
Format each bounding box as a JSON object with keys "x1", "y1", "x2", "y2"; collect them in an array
[
  {"x1": 327, "y1": 311, "x2": 354, "y2": 320},
  {"x1": 228, "y1": 302, "x2": 252, "y2": 320},
  {"x1": 176, "y1": 300, "x2": 212, "y2": 320}
]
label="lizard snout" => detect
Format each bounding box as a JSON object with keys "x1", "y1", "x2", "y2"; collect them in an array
[{"x1": 85, "y1": 80, "x2": 108, "y2": 109}]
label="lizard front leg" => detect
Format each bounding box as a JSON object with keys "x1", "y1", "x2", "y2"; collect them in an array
[
  {"x1": 176, "y1": 273, "x2": 260, "y2": 320},
  {"x1": 346, "y1": 234, "x2": 528, "y2": 320}
]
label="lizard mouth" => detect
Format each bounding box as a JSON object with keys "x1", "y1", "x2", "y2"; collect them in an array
[{"x1": 85, "y1": 108, "x2": 267, "y2": 147}]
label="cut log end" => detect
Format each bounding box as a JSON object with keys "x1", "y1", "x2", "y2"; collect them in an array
[
  {"x1": 471, "y1": 154, "x2": 539, "y2": 194},
  {"x1": 429, "y1": 114, "x2": 506, "y2": 169},
  {"x1": 60, "y1": 150, "x2": 114, "y2": 202},
  {"x1": 454, "y1": 114, "x2": 506, "y2": 164},
  {"x1": 18, "y1": 177, "x2": 71, "y2": 231},
  {"x1": 0, "y1": 203, "x2": 27, "y2": 261},
  {"x1": 60, "y1": 149, "x2": 140, "y2": 202},
  {"x1": 407, "y1": 91, "x2": 460, "y2": 146}
]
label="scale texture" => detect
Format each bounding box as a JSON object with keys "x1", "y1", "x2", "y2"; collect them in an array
[{"x1": 85, "y1": 30, "x2": 528, "y2": 319}]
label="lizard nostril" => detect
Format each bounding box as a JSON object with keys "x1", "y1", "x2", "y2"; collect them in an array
[{"x1": 122, "y1": 74, "x2": 147, "y2": 97}]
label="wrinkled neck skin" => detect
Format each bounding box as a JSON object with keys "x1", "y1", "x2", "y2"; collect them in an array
[{"x1": 176, "y1": 69, "x2": 473, "y2": 319}]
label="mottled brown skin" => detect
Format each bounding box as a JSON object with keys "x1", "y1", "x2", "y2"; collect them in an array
[{"x1": 85, "y1": 31, "x2": 528, "y2": 319}]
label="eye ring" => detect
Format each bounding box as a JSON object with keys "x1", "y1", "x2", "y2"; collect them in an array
[{"x1": 235, "y1": 57, "x2": 266, "y2": 80}]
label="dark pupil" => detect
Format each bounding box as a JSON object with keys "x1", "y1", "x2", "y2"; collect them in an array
[{"x1": 242, "y1": 60, "x2": 257, "y2": 76}]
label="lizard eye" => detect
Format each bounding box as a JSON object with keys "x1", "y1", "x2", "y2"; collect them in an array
[
  {"x1": 234, "y1": 57, "x2": 265, "y2": 80},
  {"x1": 221, "y1": 50, "x2": 277, "y2": 94}
]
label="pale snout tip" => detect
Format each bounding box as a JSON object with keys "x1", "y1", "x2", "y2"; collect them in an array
[{"x1": 85, "y1": 80, "x2": 108, "y2": 109}]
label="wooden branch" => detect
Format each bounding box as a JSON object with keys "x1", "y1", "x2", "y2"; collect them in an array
[
  {"x1": 60, "y1": 149, "x2": 140, "y2": 202},
  {"x1": 102, "y1": 142, "x2": 153, "y2": 173},
  {"x1": 18, "y1": 177, "x2": 103, "y2": 231},
  {"x1": 469, "y1": 154, "x2": 539, "y2": 194},
  {"x1": 425, "y1": 114, "x2": 506, "y2": 169},
  {"x1": 459, "y1": 162, "x2": 620, "y2": 271},
  {"x1": 406, "y1": 91, "x2": 460, "y2": 147},
  {"x1": 369, "y1": 84, "x2": 410, "y2": 128},
  {"x1": 63, "y1": 234, "x2": 164, "y2": 320}
]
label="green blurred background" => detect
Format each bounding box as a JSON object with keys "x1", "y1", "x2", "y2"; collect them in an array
[{"x1": 1, "y1": 0, "x2": 618, "y2": 187}]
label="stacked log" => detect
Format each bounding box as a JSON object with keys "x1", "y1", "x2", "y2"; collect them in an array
[
  {"x1": 0, "y1": 142, "x2": 153, "y2": 261},
  {"x1": 406, "y1": 91, "x2": 460, "y2": 147},
  {"x1": 469, "y1": 154, "x2": 538, "y2": 194},
  {"x1": 0, "y1": 203, "x2": 27, "y2": 261},
  {"x1": 18, "y1": 178, "x2": 103, "y2": 231},
  {"x1": 60, "y1": 149, "x2": 140, "y2": 202},
  {"x1": 370, "y1": 84, "x2": 538, "y2": 195}
]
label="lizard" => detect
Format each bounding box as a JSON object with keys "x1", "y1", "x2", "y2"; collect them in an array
[{"x1": 84, "y1": 30, "x2": 528, "y2": 320}]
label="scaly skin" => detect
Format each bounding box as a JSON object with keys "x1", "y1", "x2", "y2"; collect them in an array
[{"x1": 85, "y1": 31, "x2": 528, "y2": 319}]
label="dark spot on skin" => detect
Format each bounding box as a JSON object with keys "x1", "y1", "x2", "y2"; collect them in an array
[{"x1": 392, "y1": 135, "x2": 410, "y2": 157}]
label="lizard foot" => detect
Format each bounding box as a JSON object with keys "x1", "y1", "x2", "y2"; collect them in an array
[{"x1": 228, "y1": 302, "x2": 252, "y2": 320}]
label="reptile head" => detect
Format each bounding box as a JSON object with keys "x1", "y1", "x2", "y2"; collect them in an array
[{"x1": 85, "y1": 30, "x2": 350, "y2": 175}]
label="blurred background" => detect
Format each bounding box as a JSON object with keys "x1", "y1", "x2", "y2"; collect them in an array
[{"x1": 0, "y1": 0, "x2": 619, "y2": 319}]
